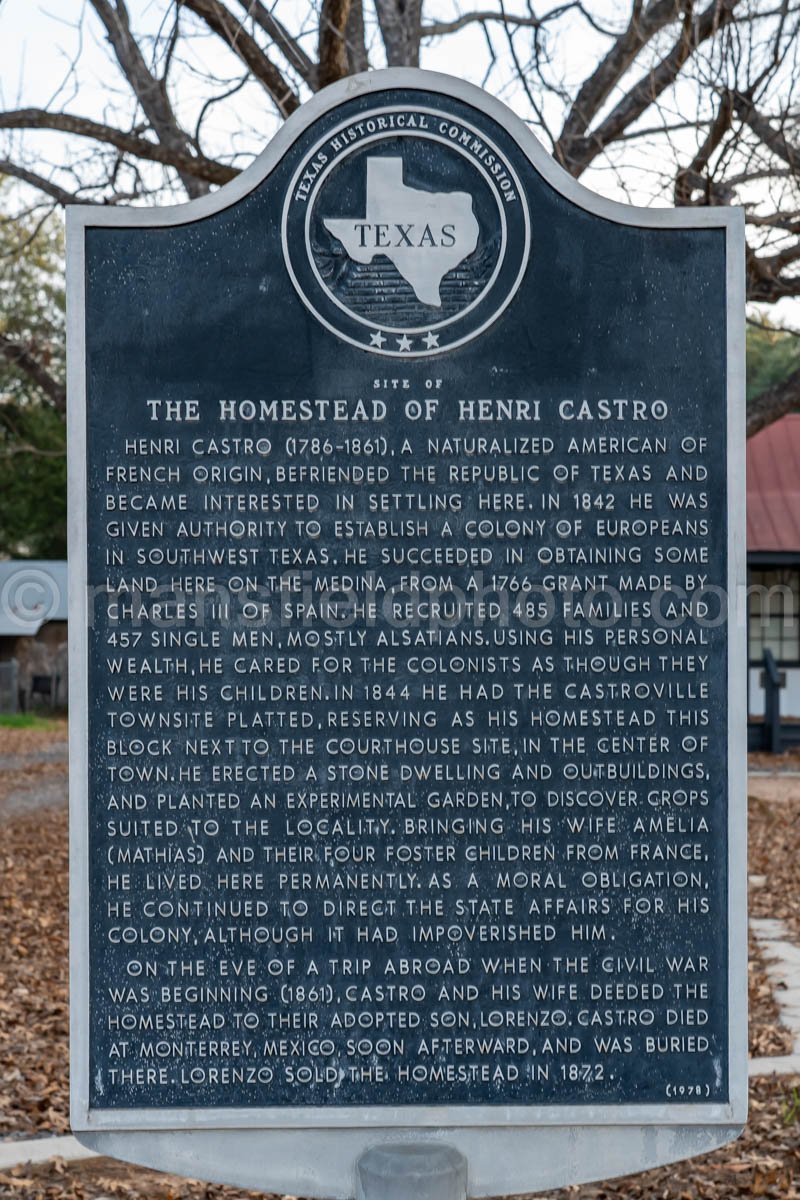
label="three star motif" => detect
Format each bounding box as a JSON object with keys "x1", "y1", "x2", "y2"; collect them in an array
[{"x1": 367, "y1": 329, "x2": 441, "y2": 353}]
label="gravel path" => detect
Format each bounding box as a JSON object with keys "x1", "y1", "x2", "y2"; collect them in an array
[
  {"x1": 751, "y1": 916, "x2": 800, "y2": 1076},
  {"x1": 0, "y1": 723, "x2": 68, "y2": 819},
  {"x1": 749, "y1": 774, "x2": 800, "y2": 805},
  {"x1": 0, "y1": 715, "x2": 66, "y2": 820},
  {"x1": 0, "y1": 746, "x2": 67, "y2": 771}
]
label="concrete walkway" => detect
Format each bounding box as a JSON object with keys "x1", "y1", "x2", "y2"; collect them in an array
[
  {"x1": 0, "y1": 739, "x2": 68, "y2": 818},
  {"x1": 749, "y1": 915, "x2": 800, "y2": 1076},
  {"x1": 0, "y1": 1135, "x2": 97, "y2": 1169}
]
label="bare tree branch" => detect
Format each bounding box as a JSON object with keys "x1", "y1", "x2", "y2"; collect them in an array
[
  {"x1": 734, "y1": 92, "x2": 800, "y2": 171},
  {"x1": 179, "y1": 0, "x2": 300, "y2": 117},
  {"x1": 235, "y1": 0, "x2": 318, "y2": 87},
  {"x1": 375, "y1": 0, "x2": 423, "y2": 66},
  {"x1": 557, "y1": 0, "x2": 684, "y2": 168},
  {"x1": 674, "y1": 88, "x2": 734, "y2": 203},
  {"x1": 423, "y1": 8, "x2": 544, "y2": 36},
  {"x1": 560, "y1": 0, "x2": 744, "y2": 176},
  {"x1": 0, "y1": 335, "x2": 66, "y2": 413},
  {"x1": 345, "y1": 0, "x2": 369, "y2": 74},
  {"x1": 748, "y1": 363, "x2": 800, "y2": 435},
  {"x1": 745, "y1": 238, "x2": 800, "y2": 301},
  {"x1": 747, "y1": 209, "x2": 800, "y2": 229},
  {"x1": 760, "y1": 240, "x2": 800, "y2": 273},
  {"x1": 0, "y1": 160, "x2": 89, "y2": 207},
  {"x1": 0, "y1": 108, "x2": 237, "y2": 185},
  {"x1": 194, "y1": 72, "x2": 250, "y2": 153},
  {"x1": 319, "y1": 0, "x2": 352, "y2": 88},
  {"x1": 0, "y1": 0, "x2": 798, "y2": 438},
  {"x1": 89, "y1": 0, "x2": 210, "y2": 198},
  {"x1": 498, "y1": 0, "x2": 555, "y2": 148}
]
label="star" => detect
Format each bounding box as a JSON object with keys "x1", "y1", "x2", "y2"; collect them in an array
[
  {"x1": 397, "y1": 334, "x2": 413, "y2": 352},
  {"x1": 423, "y1": 331, "x2": 440, "y2": 349},
  {"x1": 369, "y1": 330, "x2": 387, "y2": 348}
]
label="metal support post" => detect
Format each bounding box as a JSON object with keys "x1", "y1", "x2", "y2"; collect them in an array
[{"x1": 356, "y1": 1143, "x2": 467, "y2": 1200}]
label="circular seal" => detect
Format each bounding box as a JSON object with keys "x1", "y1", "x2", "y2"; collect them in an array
[
  {"x1": 282, "y1": 105, "x2": 530, "y2": 358},
  {"x1": 0, "y1": 566, "x2": 61, "y2": 631}
]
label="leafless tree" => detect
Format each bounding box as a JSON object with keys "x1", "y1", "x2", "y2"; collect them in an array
[{"x1": 3, "y1": 0, "x2": 800, "y2": 432}]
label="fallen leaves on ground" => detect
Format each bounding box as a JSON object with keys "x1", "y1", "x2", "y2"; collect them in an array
[
  {"x1": 0, "y1": 723, "x2": 67, "y2": 762},
  {"x1": 749, "y1": 746, "x2": 800, "y2": 772},
  {"x1": 750, "y1": 789, "x2": 800, "y2": 944},
  {"x1": 0, "y1": 804, "x2": 69, "y2": 1137},
  {"x1": 532, "y1": 1076, "x2": 800, "y2": 1199}
]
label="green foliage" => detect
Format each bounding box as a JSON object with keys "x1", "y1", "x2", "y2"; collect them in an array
[
  {"x1": 0, "y1": 712, "x2": 59, "y2": 729},
  {"x1": 0, "y1": 401, "x2": 67, "y2": 557},
  {"x1": 782, "y1": 1085, "x2": 800, "y2": 1125},
  {"x1": 0, "y1": 192, "x2": 66, "y2": 558},
  {"x1": 747, "y1": 322, "x2": 800, "y2": 405}
]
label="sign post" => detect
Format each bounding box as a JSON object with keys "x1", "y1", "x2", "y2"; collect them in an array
[{"x1": 68, "y1": 68, "x2": 746, "y2": 1198}]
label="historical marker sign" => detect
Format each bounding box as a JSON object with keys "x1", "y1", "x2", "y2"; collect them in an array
[{"x1": 68, "y1": 69, "x2": 747, "y2": 1197}]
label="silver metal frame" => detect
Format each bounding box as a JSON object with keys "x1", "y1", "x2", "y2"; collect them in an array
[{"x1": 68, "y1": 67, "x2": 747, "y2": 1197}]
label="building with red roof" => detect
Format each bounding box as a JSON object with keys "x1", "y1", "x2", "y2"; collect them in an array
[{"x1": 747, "y1": 413, "x2": 800, "y2": 740}]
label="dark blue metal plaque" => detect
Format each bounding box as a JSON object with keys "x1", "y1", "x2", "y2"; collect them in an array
[{"x1": 69, "y1": 70, "x2": 746, "y2": 1160}]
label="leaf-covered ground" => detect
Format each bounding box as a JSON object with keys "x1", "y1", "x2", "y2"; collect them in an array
[
  {"x1": 750, "y1": 776, "x2": 800, "y2": 946},
  {"x1": 0, "y1": 724, "x2": 69, "y2": 1138}
]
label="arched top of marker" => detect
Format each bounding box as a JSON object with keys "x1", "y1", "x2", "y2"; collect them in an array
[{"x1": 66, "y1": 68, "x2": 744, "y2": 235}]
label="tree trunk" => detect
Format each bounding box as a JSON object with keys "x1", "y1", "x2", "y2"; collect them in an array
[
  {"x1": 375, "y1": 0, "x2": 423, "y2": 66},
  {"x1": 747, "y1": 366, "x2": 800, "y2": 437},
  {"x1": 318, "y1": 0, "x2": 352, "y2": 88}
]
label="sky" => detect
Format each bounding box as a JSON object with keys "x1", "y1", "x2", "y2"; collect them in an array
[{"x1": 0, "y1": 1, "x2": 617, "y2": 193}]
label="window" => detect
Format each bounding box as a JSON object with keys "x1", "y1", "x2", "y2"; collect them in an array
[{"x1": 749, "y1": 567, "x2": 800, "y2": 664}]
